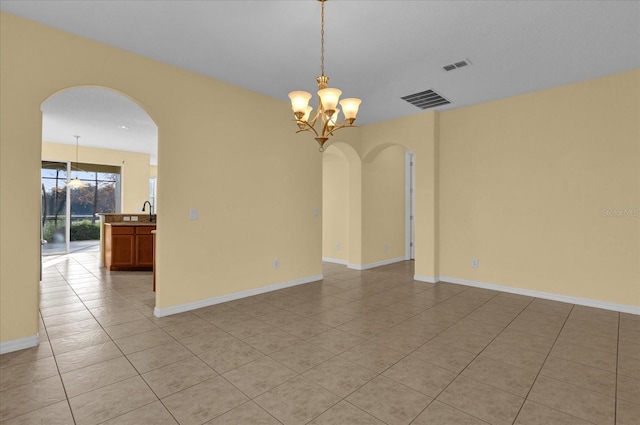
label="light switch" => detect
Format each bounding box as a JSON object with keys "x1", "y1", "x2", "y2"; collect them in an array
[{"x1": 190, "y1": 208, "x2": 198, "y2": 220}]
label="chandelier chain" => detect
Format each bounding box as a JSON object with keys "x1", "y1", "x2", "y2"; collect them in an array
[{"x1": 320, "y1": 0, "x2": 325, "y2": 77}]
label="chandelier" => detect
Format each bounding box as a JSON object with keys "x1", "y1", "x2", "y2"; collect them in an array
[{"x1": 288, "y1": 0, "x2": 361, "y2": 152}]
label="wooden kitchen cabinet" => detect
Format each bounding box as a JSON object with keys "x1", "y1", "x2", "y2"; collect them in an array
[{"x1": 104, "y1": 224, "x2": 156, "y2": 271}]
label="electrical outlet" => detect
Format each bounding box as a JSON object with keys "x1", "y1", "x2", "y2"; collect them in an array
[
  {"x1": 131, "y1": 216, "x2": 138, "y2": 221},
  {"x1": 190, "y1": 208, "x2": 198, "y2": 220},
  {"x1": 123, "y1": 216, "x2": 131, "y2": 221},
  {"x1": 472, "y1": 258, "x2": 479, "y2": 268},
  {"x1": 313, "y1": 208, "x2": 319, "y2": 217},
  {"x1": 335, "y1": 243, "x2": 340, "y2": 251},
  {"x1": 384, "y1": 243, "x2": 389, "y2": 252},
  {"x1": 273, "y1": 259, "x2": 279, "y2": 269}
]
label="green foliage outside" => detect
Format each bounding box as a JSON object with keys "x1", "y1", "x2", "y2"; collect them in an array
[{"x1": 43, "y1": 220, "x2": 100, "y2": 242}]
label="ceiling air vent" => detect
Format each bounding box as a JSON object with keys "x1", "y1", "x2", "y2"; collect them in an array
[
  {"x1": 401, "y1": 89, "x2": 450, "y2": 110},
  {"x1": 442, "y1": 59, "x2": 471, "y2": 72}
]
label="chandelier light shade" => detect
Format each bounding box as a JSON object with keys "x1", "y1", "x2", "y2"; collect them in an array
[
  {"x1": 288, "y1": 0, "x2": 361, "y2": 152},
  {"x1": 68, "y1": 135, "x2": 86, "y2": 188}
]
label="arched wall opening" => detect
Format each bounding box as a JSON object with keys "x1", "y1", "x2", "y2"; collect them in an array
[{"x1": 40, "y1": 86, "x2": 159, "y2": 259}]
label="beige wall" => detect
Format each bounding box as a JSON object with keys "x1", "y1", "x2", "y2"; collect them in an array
[
  {"x1": 362, "y1": 145, "x2": 406, "y2": 263},
  {"x1": 439, "y1": 70, "x2": 640, "y2": 307},
  {"x1": 1, "y1": 12, "x2": 322, "y2": 346},
  {"x1": 42, "y1": 141, "x2": 151, "y2": 213},
  {"x1": 322, "y1": 148, "x2": 350, "y2": 263}
]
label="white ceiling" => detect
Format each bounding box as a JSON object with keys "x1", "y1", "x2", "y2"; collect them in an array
[{"x1": 3, "y1": 0, "x2": 639, "y2": 165}]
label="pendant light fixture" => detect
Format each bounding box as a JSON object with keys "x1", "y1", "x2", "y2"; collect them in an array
[
  {"x1": 288, "y1": 0, "x2": 361, "y2": 152},
  {"x1": 68, "y1": 135, "x2": 86, "y2": 188}
]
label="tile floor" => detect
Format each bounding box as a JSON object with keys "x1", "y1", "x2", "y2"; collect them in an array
[{"x1": 1, "y1": 252, "x2": 639, "y2": 424}]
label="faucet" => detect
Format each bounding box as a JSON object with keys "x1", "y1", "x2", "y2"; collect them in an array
[{"x1": 142, "y1": 201, "x2": 155, "y2": 222}]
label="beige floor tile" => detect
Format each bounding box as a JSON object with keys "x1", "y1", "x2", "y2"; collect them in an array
[
  {"x1": 61, "y1": 356, "x2": 138, "y2": 397},
  {"x1": 200, "y1": 309, "x2": 253, "y2": 328},
  {"x1": 540, "y1": 356, "x2": 616, "y2": 396},
  {"x1": 149, "y1": 311, "x2": 200, "y2": 328},
  {"x1": 437, "y1": 376, "x2": 524, "y2": 425},
  {"x1": 103, "y1": 317, "x2": 158, "y2": 339},
  {"x1": 306, "y1": 328, "x2": 365, "y2": 354},
  {"x1": 308, "y1": 400, "x2": 385, "y2": 424},
  {"x1": 101, "y1": 401, "x2": 178, "y2": 424},
  {"x1": 410, "y1": 340, "x2": 476, "y2": 373},
  {"x1": 368, "y1": 328, "x2": 429, "y2": 354},
  {"x1": 462, "y1": 356, "x2": 538, "y2": 398},
  {"x1": 479, "y1": 340, "x2": 547, "y2": 372},
  {"x1": 513, "y1": 400, "x2": 593, "y2": 425},
  {"x1": 255, "y1": 375, "x2": 340, "y2": 425},
  {"x1": 618, "y1": 355, "x2": 640, "y2": 380},
  {"x1": 219, "y1": 318, "x2": 279, "y2": 340},
  {"x1": 430, "y1": 329, "x2": 493, "y2": 355},
  {"x1": 336, "y1": 316, "x2": 393, "y2": 339},
  {"x1": 619, "y1": 339, "x2": 640, "y2": 361},
  {"x1": 616, "y1": 399, "x2": 640, "y2": 425},
  {"x1": 270, "y1": 341, "x2": 334, "y2": 373},
  {"x1": 93, "y1": 308, "x2": 147, "y2": 327},
  {"x1": 340, "y1": 341, "x2": 404, "y2": 373},
  {"x1": 382, "y1": 356, "x2": 457, "y2": 398},
  {"x1": 125, "y1": 340, "x2": 192, "y2": 374},
  {"x1": 197, "y1": 336, "x2": 264, "y2": 373},
  {"x1": 279, "y1": 317, "x2": 332, "y2": 340},
  {"x1": 178, "y1": 329, "x2": 236, "y2": 355},
  {"x1": 0, "y1": 400, "x2": 75, "y2": 425},
  {"x1": 0, "y1": 355, "x2": 59, "y2": 391},
  {"x1": 243, "y1": 328, "x2": 302, "y2": 354},
  {"x1": 23, "y1": 257, "x2": 640, "y2": 425},
  {"x1": 0, "y1": 375, "x2": 67, "y2": 422},
  {"x1": 142, "y1": 356, "x2": 218, "y2": 398},
  {"x1": 617, "y1": 375, "x2": 640, "y2": 405},
  {"x1": 550, "y1": 340, "x2": 617, "y2": 373},
  {"x1": 528, "y1": 375, "x2": 615, "y2": 425},
  {"x1": 42, "y1": 309, "x2": 94, "y2": 327},
  {"x1": 494, "y1": 328, "x2": 555, "y2": 354},
  {"x1": 114, "y1": 328, "x2": 175, "y2": 354},
  {"x1": 411, "y1": 401, "x2": 489, "y2": 425},
  {"x1": 223, "y1": 356, "x2": 297, "y2": 398},
  {"x1": 55, "y1": 341, "x2": 123, "y2": 373},
  {"x1": 69, "y1": 376, "x2": 158, "y2": 425},
  {"x1": 259, "y1": 309, "x2": 305, "y2": 327},
  {"x1": 303, "y1": 356, "x2": 377, "y2": 397},
  {"x1": 49, "y1": 329, "x2": 111, "y2": 355},
  {"x1": 204, "y1": 401, "x2": 281, "y2": 425},
  {"x1": 556, "y1": 328, "x2": 618, "y2": 354},
  {"x1": 161, "y1": 318, "x2": 220, "y2": 340},
  {"x1": 346, "y1": 376, "x2": 432, "y2": 425},
  {"x1": 40, "y1": 302, "x2": 87, "y2": 318},
  {"x1": 0, "y1": 341, "x2": 53, "y2": 370},
  {"x1": 162, "y1": 376, "x2": 248, "y2": 425},
  {"x1": 46, "y1": 318, "x2": 103, "y2": 340}
]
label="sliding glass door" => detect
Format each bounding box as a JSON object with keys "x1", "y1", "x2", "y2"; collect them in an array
[{"x1": 41, "y1": 161, "x2": 121, "y2": 255}]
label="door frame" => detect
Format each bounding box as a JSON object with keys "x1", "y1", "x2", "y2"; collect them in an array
[{"x1": 405, "y1": 151, "x2": 415, "y2": 260}]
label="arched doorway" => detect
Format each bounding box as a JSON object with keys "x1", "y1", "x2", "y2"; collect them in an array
[{"x1": 40, "y1": 87, "x2": 158, "y2": 260}]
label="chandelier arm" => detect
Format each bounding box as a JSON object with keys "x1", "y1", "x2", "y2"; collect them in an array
[{"x1": 294, "y1": 121, "x2": 320, "y2": 137}]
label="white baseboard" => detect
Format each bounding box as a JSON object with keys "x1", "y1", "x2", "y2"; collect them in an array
[
  {"x1": 0, "y1": 335, "x2": 39, "y2": 355},
  {"x1": 322, "y1": 257, "x2": 349, "y2": 266},
  {"x1": 414, "y1": 275, "x2": 440, "y2": 284},
  {"x1": 439, "y1": 276, "x2": 640, "y2": 315},
  {"x1": 154, "y1": 274, "x2": 323, "y2": 318},
  {"x1": 348, "y1": 257, "x2": 405, "y2": 271}
]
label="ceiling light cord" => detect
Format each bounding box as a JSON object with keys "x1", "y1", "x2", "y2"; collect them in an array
[{"x1": 320, "y1": 0, "x2": 325, "y2": 77}]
